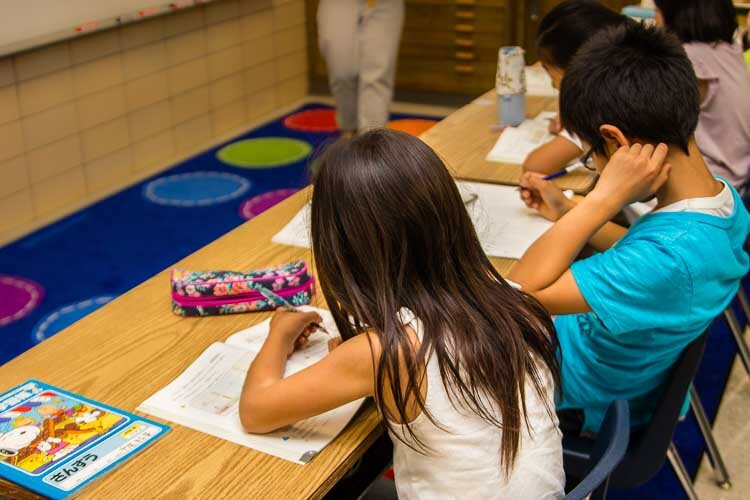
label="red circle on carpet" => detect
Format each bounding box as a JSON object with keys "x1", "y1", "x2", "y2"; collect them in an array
[
  {"x1": 284, "y1": 109, "x2": 339, "y2": 133},
  {"x1": 387, "y1": 118, "x2": 439, "y2": 137}
]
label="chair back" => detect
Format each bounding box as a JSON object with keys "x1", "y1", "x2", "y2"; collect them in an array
[
  {"x1": 609, "y1": 331, "x2": 707, "y2": 487},
  {"x1": 564, "y1": 400, "x2": 630, "y2": 500}
]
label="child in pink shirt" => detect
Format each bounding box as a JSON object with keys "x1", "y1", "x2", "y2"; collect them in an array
[{"x1": 655, "y1": 0, "x2": 750, "y2": 190}]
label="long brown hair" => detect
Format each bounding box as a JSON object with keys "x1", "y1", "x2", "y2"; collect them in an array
[{"x1": 310, "y1": 129, "x2": 559, "y2": 473}]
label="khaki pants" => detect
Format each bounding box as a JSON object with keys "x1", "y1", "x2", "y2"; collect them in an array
[{"x1": 317, "y1": 0, "x2": 404, "y2": 132}]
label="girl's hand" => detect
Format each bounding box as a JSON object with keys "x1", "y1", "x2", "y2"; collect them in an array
[
  {"x1": 269, "y1": 310, "x2": 324, "y2": 356},
  {"x1": 519, "y1": 172, "x2": 576, "y2": 221},
  {"x1": 592, "y1": 143, "x2": 671, "y2": 209}
]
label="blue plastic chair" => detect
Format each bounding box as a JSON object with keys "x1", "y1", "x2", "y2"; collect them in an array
[
  {"x1": 563, "y1": 332, "x2": 708, "y2": 500},
  {"x1": 564, "y1": 401, "x2": 630, "y2": 500}
]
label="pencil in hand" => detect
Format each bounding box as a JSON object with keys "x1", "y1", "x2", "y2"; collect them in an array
[{"x1": 257, "y1": 286, "x2": 331, "y2": 336}]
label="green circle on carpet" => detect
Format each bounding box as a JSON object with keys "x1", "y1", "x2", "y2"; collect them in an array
[{"x1": 217, "y1": 138, "x2": 313, "y2": 168}]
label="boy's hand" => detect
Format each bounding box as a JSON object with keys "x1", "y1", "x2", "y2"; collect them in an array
[
  {"x1": 269, "y1": 309, "x2": 324, "y2": 356},
  {"x1": 519, "y1": 172, "x2": 576, "y2": 221},
  {"x1": 592, "y1": 143, "x2": 671, "y2": 208}
]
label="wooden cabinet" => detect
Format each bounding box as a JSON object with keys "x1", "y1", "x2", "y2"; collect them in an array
[{"x1": 306, "y1": 0, "x2": 638, "y2": 98}]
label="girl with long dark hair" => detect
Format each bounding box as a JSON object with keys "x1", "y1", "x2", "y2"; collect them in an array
[{"x1": 239, "y1": 129, "x2": 564, "y2": 498}]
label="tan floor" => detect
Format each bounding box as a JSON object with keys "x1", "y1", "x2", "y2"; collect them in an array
[{"x1": 694, "y1": 327, "x2": 750, "y2": 499}]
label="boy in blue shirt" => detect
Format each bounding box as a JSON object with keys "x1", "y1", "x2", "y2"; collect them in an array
[{"x1": 508, "y1": 23, "x2": 750, "y2": 434}]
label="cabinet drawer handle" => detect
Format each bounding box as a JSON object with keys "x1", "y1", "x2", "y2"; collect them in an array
[
  {"x1": 454, "y1": 64, "x2": 475, "y2": 74},
  {"x1": 455, "y1": 51, "x2": 476, "y2": 60},
  {"x1": 455, "y1": 10, "x2": 476, "y2": 20},
  {"x1": 454, "y1": 38, "x2": 475, "y2": 47},
  {"x1": 454, "y1": 23, "x2": 475, "y2": 33}
]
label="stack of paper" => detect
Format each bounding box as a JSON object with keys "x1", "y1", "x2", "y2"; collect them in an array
[
  {"x1": 272, "y1": 182, "x2": 552, "y2": 260},
  {"x1": 138, "y1": 307, "x2": 363, "y2": 465},
  {"x1": 486, "y1": 111, "x2": 557, "y2": 164}
]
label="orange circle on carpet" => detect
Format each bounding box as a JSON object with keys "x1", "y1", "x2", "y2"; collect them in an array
[
  {"x1": 387, "y1": 118, "x2": 439, "y2": 137},
  {"x1": 284, "y1": 108, "x2": 339, "y2": 133}
]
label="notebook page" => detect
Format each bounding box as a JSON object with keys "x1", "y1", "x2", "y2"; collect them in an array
[
  {"x1": 138, "y1": 307, "x2": 362, "y2": 465},
  {"x1": 458, "y1": 181, "x2": 553, "y2": 259}
]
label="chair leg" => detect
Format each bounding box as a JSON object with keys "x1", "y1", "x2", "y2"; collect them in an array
[
  {"x1": 667, "y1": 442, "x2": 700, "y2": 500},
  {"x1": 689, "y1": 385, "x2": 732, "y2": 489},
  {"x1": 737, "y1": 287, "x2": 750, "y2": 324},
  {"x1": 723, "y1": 307, "x2": 750, "y2": 377}
]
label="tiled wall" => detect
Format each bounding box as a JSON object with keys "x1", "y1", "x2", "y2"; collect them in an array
[{"x1": 0, "y1": 0, "x2": 308, "y2": 245}]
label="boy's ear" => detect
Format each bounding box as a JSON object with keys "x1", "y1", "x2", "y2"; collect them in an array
[{"x1": 599, "y1": 124, "x2": 630, "y2": 155}]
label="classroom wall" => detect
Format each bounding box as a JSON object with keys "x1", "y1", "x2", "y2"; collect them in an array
[{"x1": 0, "y1": 0, "x2": 307, "y2": 245}]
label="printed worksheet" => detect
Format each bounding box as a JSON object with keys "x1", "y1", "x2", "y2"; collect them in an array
[
  {"x1": 138, "y1": 307, "x2": 363, "y2": 465},
  {"x1": 486, "y1": 111, "x2": 558, "y2": 164},
  {"x1": 272, "y1": 183, "x2": 552, "y2": 260},
  {"x1": 457, "y1": 182, "x2": 553, "y2": 259}
]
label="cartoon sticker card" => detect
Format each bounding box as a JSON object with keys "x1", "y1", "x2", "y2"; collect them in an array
[{"x1": 0, "y1": 380, "x2": 169, "y2": 499}]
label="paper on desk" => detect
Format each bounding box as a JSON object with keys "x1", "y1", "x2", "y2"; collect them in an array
[
  {"x1": 272, "y1": 203, "x2": 312, "y2": 248},
  {"x1": 486, "y1": 111, "x2": 557, "y2": 164},
  {"x1": 458, "y1": 181, "x2": 553, "y2": 259},
  {"x1": 525, "y1": 66, "x2": 559, "y2": 97},
  {"x1": 272, "y1": 183, "x2": 552, "y2": 260},
  {"x1": 138, "y1": 307, "x2": 363, "y2": 465}
]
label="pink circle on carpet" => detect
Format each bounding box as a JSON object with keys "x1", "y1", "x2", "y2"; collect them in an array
[
  {"x1": 239, "y1": 188, "x2": 300, "y2": 220},
  {"x1": 283, "y1": 108, "x2": 339, "y2": 133},
  {"x1": 0, "y1": 275, "x2": 44, "y2": 327}
]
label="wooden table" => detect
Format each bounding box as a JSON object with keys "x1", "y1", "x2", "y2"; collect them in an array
[
  {"x1": 421, "y1": 90, "x2": 596, "y2": 194},
  {"x1": 0, "y1": 90, "x2": 545, "y2": 498},
  {"x1": 0, "y1": 191, "x2": 384, "y2": 499}
]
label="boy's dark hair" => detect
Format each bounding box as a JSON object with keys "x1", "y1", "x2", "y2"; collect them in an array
[
  {"x1": 560, "y1": 23, "x2": 699, "y2": 155},
  {"x1": 537, "y1": 0, "x2": 628, "y2": 69},
  {"x1": 654, "y1": 0, "x2": 738, "y2": 44}
]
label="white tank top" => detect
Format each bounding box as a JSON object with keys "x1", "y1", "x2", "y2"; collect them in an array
[{"x1": 388, "y1": 310, "x2": 565, "y2": 499}]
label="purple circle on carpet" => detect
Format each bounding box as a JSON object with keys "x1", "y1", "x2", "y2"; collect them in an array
[
  {"x1": 0, "y1": 275, "x2": 44, "y2": 327},
  {"x1": 239, "y1": 188, "x2": 300, "y2": 220}
]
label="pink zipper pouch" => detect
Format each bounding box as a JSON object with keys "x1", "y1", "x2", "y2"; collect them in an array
[{"x1": 170, "y1": 260, "x2": 315, "y2": 317}]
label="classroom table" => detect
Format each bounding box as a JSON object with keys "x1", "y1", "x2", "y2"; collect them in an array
[
  {"x1": 421, "y1": 90, "x2": 596, "y2": 194},
  {"x1": 0, "y1": 90, "x2": 547, "y2": 498}
]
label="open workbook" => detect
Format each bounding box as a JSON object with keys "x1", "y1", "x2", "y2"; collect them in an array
[
  {"x1": 272, "y1": 182, "x2": 553, "y2": 260},
  {"x1": 138, "y1": 307, "x2": 364, "y2": 465}
]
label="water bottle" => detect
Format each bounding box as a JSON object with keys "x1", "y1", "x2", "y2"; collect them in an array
[{"x1": 496, "y1": 46, "x2": 526, "y2": 127}]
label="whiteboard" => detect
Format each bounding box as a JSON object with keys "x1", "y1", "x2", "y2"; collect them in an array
[{"x1": 0, "y1": 0, "x2": 214, "y2": 57}]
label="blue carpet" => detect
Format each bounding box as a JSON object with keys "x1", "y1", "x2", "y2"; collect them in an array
[
  {"x1": 0, "y1": 104, "x2": 432, "y2": 359},
  {"x1": 0, "y1": 103, "x2": 745, "y2": 500}
]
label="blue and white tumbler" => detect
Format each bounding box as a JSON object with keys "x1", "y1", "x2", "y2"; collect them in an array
[{"x1": 497, "y1": 46, "x2": 526, "y2": 127}]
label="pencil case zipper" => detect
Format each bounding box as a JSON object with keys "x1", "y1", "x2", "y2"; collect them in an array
[{"x1": 171, "y1": 282, "x2": 315, "y2": 308}]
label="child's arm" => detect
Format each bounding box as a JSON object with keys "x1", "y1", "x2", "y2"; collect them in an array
[
  {"x1": 519, "y1": 174, "x2": 628, "y2": 252},
  {"x1": 509, "y1": 144, "x2": 670, "y2": 314},
  {"x1": 239, "y1": 311, "x2": 377, "y2": 434},
  {"x1": 522, "y1": 136, "x2": 582, "y2": 175}
]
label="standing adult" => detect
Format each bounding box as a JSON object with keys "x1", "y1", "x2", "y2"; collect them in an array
[{"x1": 317, "y1": 0, "x2": 405, "y2": 135}]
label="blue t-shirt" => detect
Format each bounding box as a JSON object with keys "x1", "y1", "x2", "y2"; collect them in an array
[{"x1": 555, "y1": 185, "x2": 750, "y2": 433}]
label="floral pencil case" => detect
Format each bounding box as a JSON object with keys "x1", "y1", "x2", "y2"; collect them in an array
[{"x1": 170, "y1": 260, "x2": 315, "y2": 317}]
